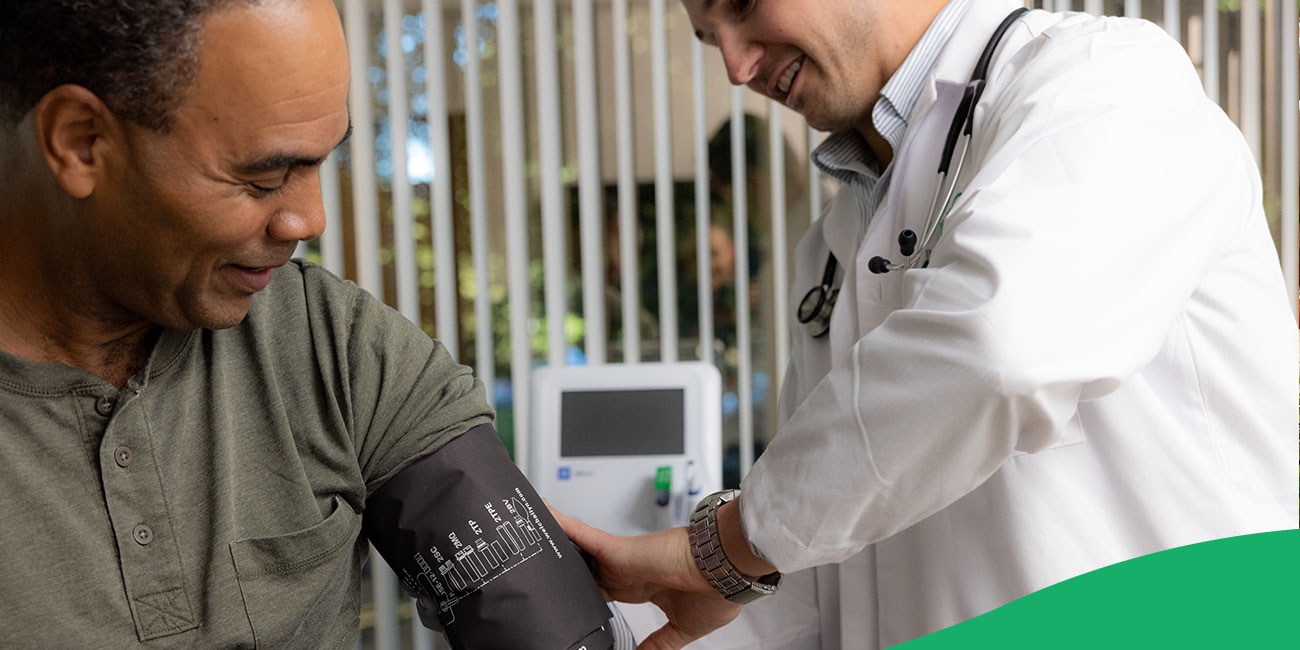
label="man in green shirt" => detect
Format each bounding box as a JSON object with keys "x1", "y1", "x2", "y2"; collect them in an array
[{"x1": 0, "y1": 1, "x2": 611, "y2": 647}]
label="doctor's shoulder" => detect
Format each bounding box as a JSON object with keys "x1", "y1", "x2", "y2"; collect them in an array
[{"x1": 987, "y1": 13, "x2": 1206, "y2": 118}]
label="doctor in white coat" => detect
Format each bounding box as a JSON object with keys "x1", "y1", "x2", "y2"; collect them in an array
[{"x1": 556, "y1": 1, "x2": 1299, "y2": 649}]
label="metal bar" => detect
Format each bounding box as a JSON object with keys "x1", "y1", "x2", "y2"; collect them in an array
[
  {"x1": 1241, "y1": 0, "x2": 1262, "y2": 164},
  {"x1": 358, "y1": 4, "x2": 398, "y2": 647},
  {"x1": 320, "y1": 152, "x2": 345, "y2": 276},
  {"x1": 463, "y1": 0, "x2": 495, "y2": 400},
  {"x1": 614, "y1": 0, "x2": 640, "y2": 363},
  {"x1": 768, "y1": 100, "x2": 789, "y2": 396},
  {"x1": 535, "y1": 0, "x2": 568, "y2": 368},
  {"x1": 693, "y1": 38, "x2": 713, "y2": 365},
  {"x1": 344, "y1": 0, "x2": 382, "y2": 297},
  {"x1": 498, "y1": 0, "x2": 532, "y2": 470},
  {"x1": 732, "y1": 89, "x2": 754, "y2": 478},
  {"x1": 1203, "y1": 0, "x2": 1219, "y2": 102},
  {"x1": 1084, "y1": 0, "x2": 1102, "y2": 15},
  {"x1": 574, "y1": 0, "x2": 605, "y2": 365},
  {"x1": 1283, "y1": 0, "x2": 1298, "y2": 317},
  {"x1": 651, "y1": 0, "x2": 678, "y2": 362},
  {"x1": 1125, "y1": 0, "x2": 1141, "y2": 19},
  {"x1": 808, "y1": 126, "x2": 821, "y2": 222},
  {"x1": 385, "y1": 0, "x2": 419, "y2": 324},
  {"x1": 424, "y1": 0, "x2": 459, "y2": 357},
  {"x1": 368, "y1": 545, "x2": 399, "y2": 650},
  {"x1": 1163, "y1": 0, "x2": 1180, "y2": 42},
  {"x1": 1052, "y1": 0, "x2": 1072, "y2": 13},
  {"x1": 411, "y1": 596, "x2": 434, "y2": 650}
]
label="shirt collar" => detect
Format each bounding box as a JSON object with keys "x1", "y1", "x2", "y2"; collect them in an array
[{"x1": 813, "y1": 0, "x2": 975, "y2": 181}]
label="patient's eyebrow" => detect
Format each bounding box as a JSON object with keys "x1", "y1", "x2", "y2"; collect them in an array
[
  {"x1": 235, "y1": 119, "x2": 354, "y2": 175},
  {"x1": 235, "y1": 152, "x2": 326, "y2": 174}
]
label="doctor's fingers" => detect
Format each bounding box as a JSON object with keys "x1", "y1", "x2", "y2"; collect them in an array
[{"x1": 638, "y1": 592, "x2": 742, "y2": 650}]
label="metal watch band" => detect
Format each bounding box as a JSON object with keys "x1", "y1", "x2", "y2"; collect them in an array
[{"x1": 688, "y1": 489, "x2": 782, "y2": 604}]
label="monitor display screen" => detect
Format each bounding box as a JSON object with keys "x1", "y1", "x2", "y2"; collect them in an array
[{"x1": 560, "y1": 389, "x2": 685, "y2": 456}]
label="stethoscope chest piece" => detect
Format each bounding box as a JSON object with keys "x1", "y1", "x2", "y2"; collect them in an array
[{"x1": 798, "y1": 253, "x2": 839, "y2": 338}]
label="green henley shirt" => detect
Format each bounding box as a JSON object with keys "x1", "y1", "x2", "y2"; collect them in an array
[{"x1": 0, "y1": 260, "x2": 493, "y2": 649}]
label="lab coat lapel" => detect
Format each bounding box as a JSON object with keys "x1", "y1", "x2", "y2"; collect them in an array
[{"x1": 819, "y1": 190, "x2": 862, "y2": 353}]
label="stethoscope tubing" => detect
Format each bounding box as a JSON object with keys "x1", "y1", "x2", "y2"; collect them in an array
[{"x1": 799, "y1": 7, "x2": 1029, "y2": 337}]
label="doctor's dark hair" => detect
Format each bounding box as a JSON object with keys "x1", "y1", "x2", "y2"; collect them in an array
[{"x1": 0, "y1": 0, "x2": 263, "y2": 132}]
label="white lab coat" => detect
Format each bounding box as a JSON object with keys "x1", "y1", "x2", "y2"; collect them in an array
[{"x1": 730, "y1": 3, "x2": 1298, "y2": 649}]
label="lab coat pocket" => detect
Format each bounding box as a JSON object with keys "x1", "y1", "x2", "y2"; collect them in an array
[{"x1": 230, "y1": 495, "x2": 364, "y2": 650}]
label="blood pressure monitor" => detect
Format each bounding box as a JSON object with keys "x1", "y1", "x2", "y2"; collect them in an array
[{"x1": 529, "y1": 362, "x2": 722, "y2": 536}]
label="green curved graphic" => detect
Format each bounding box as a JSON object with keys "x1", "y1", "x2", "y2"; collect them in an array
[{"x1": 894, "y1": 528, "x2": 1299, "y2": 649}]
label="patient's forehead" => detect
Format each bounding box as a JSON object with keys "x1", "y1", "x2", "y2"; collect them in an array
[{"x1": 167, "y1": 0, "x2": 350, "y2": 162}]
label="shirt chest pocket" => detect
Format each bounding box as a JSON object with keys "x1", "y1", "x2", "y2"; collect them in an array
[{"x1": 229, "y1": 496, "x2": 364, "y2": 650}]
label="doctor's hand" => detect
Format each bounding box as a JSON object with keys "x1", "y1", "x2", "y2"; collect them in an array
[{"x1": 551, "y1": 507, "x2": 742, "y2": 650}]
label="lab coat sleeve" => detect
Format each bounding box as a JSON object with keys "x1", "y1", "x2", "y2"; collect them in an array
[{"x1": 739, "y1": 19, "x2": 1273, "y2": 572}]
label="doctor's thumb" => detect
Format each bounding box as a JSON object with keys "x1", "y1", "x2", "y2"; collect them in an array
[
  {"x1": 637, "y1": 623, "x2": 695, "y2": 650},
  {"x1": 549, "y1": 503, "x2": 616, "y2": 557}
]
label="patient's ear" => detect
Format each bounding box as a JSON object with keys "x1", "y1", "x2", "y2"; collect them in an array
[{"x1": 33, "y1": 84, "x2": 123, "y2": 200}]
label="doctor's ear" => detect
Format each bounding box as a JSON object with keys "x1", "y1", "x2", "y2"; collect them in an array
[{"x1": 33, "y1": 84, "x2": 124, "y2": 200}]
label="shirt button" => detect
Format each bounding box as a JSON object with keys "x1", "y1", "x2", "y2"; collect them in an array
[
  {"x1": 133, "y1": 524, "x2": 154, "y2": 546},
  {"x1": 95, "y1": 395, "x2": 116, "y2": 417},
  {"x1": 114, "y1": 446, "x2": 133, "y2": 468}
]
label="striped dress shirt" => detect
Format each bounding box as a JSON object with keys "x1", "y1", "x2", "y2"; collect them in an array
[{"x1": 812, "y1": 0, "x2": 974, "y2": 241}]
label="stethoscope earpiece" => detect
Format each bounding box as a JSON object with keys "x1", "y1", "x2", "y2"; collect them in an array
[{"x1": 868, "y1": 230, "x2": 919, "y2": 275}]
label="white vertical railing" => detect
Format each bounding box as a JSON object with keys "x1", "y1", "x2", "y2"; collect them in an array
[
  {"x1": 1283, "y1": 0, "x2": 1298, "y2": 317},
  {"x1": 1125, "y1": 0, "x2": 1141, "y2": 19},
  {"x1": 463, "y1": 0, "x2": 495, "y2": 403},
  {"x1": 1084, "y1": 0, "x2": 1102, "y2": 16},
  {"x1": 1052, "y1": 0, "x2": 1071, "y2": 14},
  {"x1": 768, "y1": 101, "x2": 789, "y2": 395},
  {"x1": 1240, "y1": 0, "x2": 1261, "y2": 164},
  {"x1": 498, "y1": 0, "x2": 531, "y2": 471},
  {"x1": 385, "y1": 0, "x2": 419, "y2": 325},
  {"x1": 345, "y1": 0, "x2": 382, "y2": 300},
  {"x1": 320, "y1": 152, "x2": 344, "y2": 276},
  {"x1": 651, "y1": 0, "x2": 678, "y2": 362},
  {"x1": 1202, "y1": 0, "x2": 1219, "y2": 102},
  {"x1": 424, "y1": 0, "x2": 459, "y2": 358},
  {"x1": 1164, "y1": 0, "x2": 1180, "y2": 42},
  {"x1": 614, "y1": 0, "x2": 640, "y2": 363},
  {"x1": 693, "y1": 38, "x2": 714, "y2": 365},
  {"x1": 732, "y1": 89, "x2": 754, "y2": 478},
  {"x1": 414, "y1": 0, "x2": 461, "y2": 611},
  {"x1": 385, "y1": 4, "x2": 427, "y2": 644},
  {"x1": 343, "y1": 3, "x2": 400, "y2": 648},
  {"x1": 535, "y1": 0, "x2": 568, "y2": 368},
  {"x1": 574, "y1": 0, "x2": 605, "y2": 365}
]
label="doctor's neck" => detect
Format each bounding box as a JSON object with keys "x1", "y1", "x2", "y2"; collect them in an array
[{"x1": 853, "y1": 117, "x2": 895, "y2": 170}]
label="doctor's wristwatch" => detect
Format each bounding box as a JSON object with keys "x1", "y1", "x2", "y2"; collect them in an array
[{"x1": 687, "y1": 489, "x2": 782, "y2": 603}]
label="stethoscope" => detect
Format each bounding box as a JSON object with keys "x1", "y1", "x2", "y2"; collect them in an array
[{"x1": 798, "y1": 7, "x2": 1028, "y2": 339}]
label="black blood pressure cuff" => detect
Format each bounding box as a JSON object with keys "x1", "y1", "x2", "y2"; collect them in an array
[{"x1": 363, "y1": 424, "x2": 614, "y2": 650}]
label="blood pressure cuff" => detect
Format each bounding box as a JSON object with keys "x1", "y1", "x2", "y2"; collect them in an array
[{"x1": 363, "y1": 424, "x2": 614, "y2": 650}]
